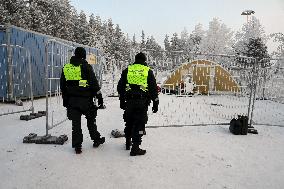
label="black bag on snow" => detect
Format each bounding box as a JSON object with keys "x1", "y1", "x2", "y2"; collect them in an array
[{"x1": 229, "y1": 115, "x2": 248, "y2": 135}]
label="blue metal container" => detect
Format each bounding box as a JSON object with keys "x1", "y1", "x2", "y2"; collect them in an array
[{"x1": 0, "y1": 25, "x2": 104, "y2": 101}]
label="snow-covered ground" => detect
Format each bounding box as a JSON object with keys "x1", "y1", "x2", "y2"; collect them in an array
[{"x1": 0, "y1": 94, "x2": 284, "y2": 189}]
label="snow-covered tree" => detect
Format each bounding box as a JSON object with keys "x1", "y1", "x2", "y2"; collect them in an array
[
  {"x1": 0, "y1": 0, "x2": 27, "y2": 27},
  {"x1": 132, "y1": 34, "x2": 137, "y2": 46},
  {"x1": 246, "y1": 37, "x2": 269, "y2": 61},
  {"x1": 189, "y1": 23, "x2": 205, "y2": 56},
  {"x1": 234, "y1": 16, "x2": 267, "y2": 56},
  {"x1": 141, "y1": 30, "x2": 146, "y2": 49},
  {"x1": 91, "y1": 15, "x2": 105, "y2": 50},
  {"x1": 86, "y1": 14, "x2": 98, "y2": 47},
  {"x1": 0, "y1": 3, "x2": 9, "y2": 24},
  {"x1": 170, "y1": 32, "x2": 182, "y2": 51},
  {"x1": 77, "y1": 11, "x2": 90, "y2": 45},
  {"x1": 180, "y1": 27, "x2": 191, "y2": 55},
  {"x1": 200, "y1": 18, "x2": 234, "y2": 55},
  {"x1": 164, "y1": 34, "x2": 170, "y2": 51},
  {"x1": 271, "y1": 33, "x2": 284, "y2": 57},
  {"x1": 54, "y1": 0, "x2": 74, "y2": 40},
  {"x1": 25, "y1": 0, "x2": 50, "y2": 33},
  {"x1": 270, "y1": 33, "x2": 284, "y2": 74}
]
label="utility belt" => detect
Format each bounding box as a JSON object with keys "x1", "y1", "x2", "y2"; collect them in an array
[
  {"x1": 126, "y1": 93, "x2": 148, "y2": 100},
  {"x1": 66, "y1": 80, "x2": 89, "y2": 87}
]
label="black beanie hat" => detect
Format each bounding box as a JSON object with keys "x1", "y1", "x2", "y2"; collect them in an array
[
  {"x1": 75, "y1": 47, "x2": 86, "y2": 59},
  {"x1": 135, "y1": 52, "x2": 147, "y2": 62}
]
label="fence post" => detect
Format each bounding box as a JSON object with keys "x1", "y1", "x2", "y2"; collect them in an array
[
  {"x1": 6, "y1": 24, "x2": 13, "y2": 101},
  {"x1": 45, "y1": 39, "x2": 50, "y2": 136},
  {"x1": 27, "y1": 50, "x2": 34, "y2": 113},
  {"x1": 247, "y1": 58, "x2": 259, "y2": 127}
]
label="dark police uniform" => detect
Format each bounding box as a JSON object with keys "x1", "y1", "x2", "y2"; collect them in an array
[
  {"x1": 60, "y1": 47, "x2": 105, "y2": 154},
  {"x1": 117, "y1": 52, "x2": 159, "y2": 156}
]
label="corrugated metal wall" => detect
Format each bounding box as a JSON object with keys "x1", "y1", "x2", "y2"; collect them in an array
[
  {"x1": 0, "y1": 26, "x2": 8, "y2": 100},
  {"x1": 0, "y1": 25, "x2": 103, "y2": 101}
]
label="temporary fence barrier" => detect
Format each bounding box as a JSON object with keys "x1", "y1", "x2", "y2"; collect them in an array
[
  {"x1": 148, "y1": 54, "x2": 262, "y2": 129},
  {"x1": 148, "y1": 54, "x2": 284, "y2": 129},
  {"x1": 0, "y1": 44, "x2": 35, "y2": 117},
  {"x1": 24, "y1": 38, "x2": 104, "y2": 144},
  {"x1": 102, "y1": 59, "x2": 121, "y2": 97},
  {"x1": 250, "y1": 58, "x2": 284, "y2": 127}
]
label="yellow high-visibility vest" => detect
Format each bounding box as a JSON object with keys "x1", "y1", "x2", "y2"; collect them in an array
[
  {"x1": 126, "y1": 64, "x2": 150, "y2": 92},
  {"x1": 63, "y1": 63, "x2": 88, "y2": 87}
]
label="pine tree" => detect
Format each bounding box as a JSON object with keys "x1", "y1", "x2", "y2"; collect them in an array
[
  {"x1": 0, "y1": 0, "x2": 29, "y2": 28},
  {"x1": 189, "y1": 23, "x2": 205, "y2": 56},
  {"x1": 55, "y1": 0, "x2": 74, "y2": 40},
  {"x1": 271, "y1": 33, "x2": 284, "y2": 74},
  {"x1": 141, "y1": 30, "x2": 146, "y2": 49},
  {"x1": 0, "y1": 3, "x2": 9, "y2": 24},
  {"x1": 132, "y1": 34, "x2": 137, "y2": 46},
  {"x1": 91, "y1": 15, "x2": 104, "y2": 49},
  {"x1": 246, "y1": 37, "x2": 269, "y2": 62},
  {"x1": 271, "y1": 33, "x2": 284, "y2": 57},
  {"x1": 25, "y1": 0, "x2": 49, "y2": 33},
  {"x1": 87, "y1": 13, "x2": 97, "y2": 46},
  {"x1": 164, "y1": 34, "x2": 170, "y2": 51},
  {"x1": 170, "y1": 32, "x2": 182, "y2": 51},
  {"x1": 234, "y1": 16, "x2": 266, "y2": 57},
  {"x1": 76, "y1": 11, "x2": 89, "y2": 45},
  {"x1": 200, "y1": 18, "x2": 233, "y2": 55},
  {"x1": 180, "y1": 27, "x2": 191, "y2": 55}
]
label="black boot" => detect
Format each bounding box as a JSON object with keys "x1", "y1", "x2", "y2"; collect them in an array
[
  {"x1": 75, "y1": 147, "x2": 82, "y2": 154},
  {"x1": 93, "y1": 137, "x2": 105, "y2": 147},
  {"x1": 126, "y1": 138, "x2": 131, "y2": 150},
  {"x1": 130, "y1": 145, "x2": 146, "y2": 156}
]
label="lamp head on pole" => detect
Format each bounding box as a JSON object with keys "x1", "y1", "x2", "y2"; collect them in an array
[
  {"x1": 241, "y1": 10, "x2": 255, "y2": 23},
  {"x1": 241, "y1": 10, "x2": 255, "y2": 16}
]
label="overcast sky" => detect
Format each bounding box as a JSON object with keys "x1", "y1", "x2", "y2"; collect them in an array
[{"x1": 70, "y1": 0, "x2": 284, "y2": 51}]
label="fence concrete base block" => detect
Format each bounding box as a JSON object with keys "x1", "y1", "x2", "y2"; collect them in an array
[
  {"x1": 111, "y1": 129, "x2": 125, "y2": 138},
  {"x1": 20, "y1": 111, "x2": 46, "y2": 121},
  {"x1": 23, "y1": 133, "x2": 68, "y2": 145},
  {"x1": 98, "y1": 105, "x2": 106, "y2": 109},
  {"x1": 248, "y1": 127, "x2": 258, "y2": 134},
  {"x1": 108, "y1": 94, "x2": 119, "y2": 97}
]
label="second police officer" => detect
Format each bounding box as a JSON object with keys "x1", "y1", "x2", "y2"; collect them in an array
[{"x1": 117, "y1": 52, "x2": 159, "y2": 156}]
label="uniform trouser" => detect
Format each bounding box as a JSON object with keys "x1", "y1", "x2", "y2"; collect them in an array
[
  {"x1": 67, "y1": 97, "x2": 101, "y2": 148},
  {"x1": 123, "y1": 99, "x2": 148, "y2": 146}
]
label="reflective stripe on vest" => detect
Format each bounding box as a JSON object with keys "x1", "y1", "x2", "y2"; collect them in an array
[
  {"x1": 126, "y1": 64, "x2": 150, "y2": 92},
  {"x1": 63, "y1": 63, "x2": 89, "y2": 87}
]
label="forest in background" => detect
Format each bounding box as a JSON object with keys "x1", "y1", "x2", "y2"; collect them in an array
[{"x1": 1, "y1": 0, "x2": 283, "y2": 69}]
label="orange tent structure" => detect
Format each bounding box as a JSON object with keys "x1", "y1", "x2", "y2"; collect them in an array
[{"x1": 162, "y1": 60, "x2": 240, "y2": 95}]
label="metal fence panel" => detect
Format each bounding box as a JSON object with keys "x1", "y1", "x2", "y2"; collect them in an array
[
  {"x1": 0, "y1": 44, "x2": 34, "y2": 116},
  {"x1": 44, "y1": 39, "x2": 104, "y2": 136},
  {"x1": 143, "y1": 56, "x2": 258, "y2": 127},
  {"x1": 0, "y1": 46, "x2": 7, "y2": 99},
  {"x1": 252, "y1": 60, "x2": 284, "y2": 127},
  {"x1": 0, "y1": 25, "x2": 104, "y2": 101}
]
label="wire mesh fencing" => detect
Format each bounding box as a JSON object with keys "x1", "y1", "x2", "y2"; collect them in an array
[
  {"x1": 101, "y1": 59, "x2": 123, "y2": 97},
  {"x1": 44, "y1": 39, "x2": 104, "y2": 135},
  {"x1": 148, "y1": 55, "x2": 284, "y2": 128},
  {"x1": 148, "y1": 55, "x2": 258, "y2": 128},
  {"x1": 0, "y1": 44, "x2": 34, "y2": 116},
  {"x1": 251, "y1": 58, "x2": 284, "y2": 127}
]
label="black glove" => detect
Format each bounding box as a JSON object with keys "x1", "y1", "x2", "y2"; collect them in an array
[
  {"x1": 97, "y1": 97, "x2": 106, "y2": 109},
  {"x1": 120, "y1": 100, "x2": 126, "y2": 110},
  {"x1": 152, "y1": 100, "x2": 159, "y2": 113},
  {"x1": 98, "y1": 97, "x2": 103, "y2": 106},
  {"x1": 63, "y1": 96, "x2": 69, "y2": 108}
]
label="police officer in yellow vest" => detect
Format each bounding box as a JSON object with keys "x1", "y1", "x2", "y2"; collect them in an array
[
  {"x1": 117, "y1": 52, "x2": 159, "y2": 156},
  {"x1": 60, "y1": 47, "x2": 105, "y2": 154}
]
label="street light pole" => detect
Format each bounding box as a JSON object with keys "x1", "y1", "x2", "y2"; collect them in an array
[{"x1": 241, "y1": 10, "x2": 255, "y2": 23}]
